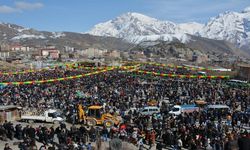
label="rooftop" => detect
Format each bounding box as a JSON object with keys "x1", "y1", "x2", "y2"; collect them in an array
[
  {"x1": 238, "y1": 63, "x2": 250, "y2": 68},
  {"x1": 0, "y1": 105, "x2": 21, "y2": 111}
]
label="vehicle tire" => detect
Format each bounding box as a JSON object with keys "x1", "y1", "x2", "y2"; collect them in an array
[
  {"x1": 28, "y1": 120, "x2": 34, "y2": 124},
  {"x1": 86, "y1": 119, "x2": 96, "y2": 126},
  {"x1": 104, "y1": 120, "x2": 114, "y2": 128},
  {"x1": 53, "y1": 121, "x2": 59, "y2": 124}
]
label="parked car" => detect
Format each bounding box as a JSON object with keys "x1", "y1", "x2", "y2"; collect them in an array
[{"x1": 140, "y1": 106, "x2": 160, "y2": 116}]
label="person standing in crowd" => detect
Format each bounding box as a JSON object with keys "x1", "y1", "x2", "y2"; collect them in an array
[
  {"x1": 0, "y1": 63, "x2": 248, "y2": 150},
  {"x1": 238, "y1": 131, "x2": 250, "y2": 150},
  {"x1": 138, "y1": 136, "x2": 144, "y2": 150},
  {"x1": 224, "y1": 133, "x2": 238, "y2": 150},
  {"x1": 4, "y1": 143, "x2": 12, "y2": 150}
]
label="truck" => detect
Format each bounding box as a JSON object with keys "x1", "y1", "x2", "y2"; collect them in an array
[
  {"x1": 20, "y1": 109, "x2": 64, "y2": 124},
  {"x1": 169, "y1": 105, "x2": 200, "y2": 116}
]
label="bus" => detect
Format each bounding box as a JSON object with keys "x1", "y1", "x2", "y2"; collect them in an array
[{"x1": 227, "y1": 79, "x2": 248, "y2": 88}]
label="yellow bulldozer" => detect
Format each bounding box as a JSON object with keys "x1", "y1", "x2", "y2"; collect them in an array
[{"x1": 78, "y1": 104, "x2": 121, "y2": 128}]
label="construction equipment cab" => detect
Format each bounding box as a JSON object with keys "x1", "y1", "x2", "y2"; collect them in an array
[{"x1": 80, "y1": 105, "x2": 121, "y2": 128}]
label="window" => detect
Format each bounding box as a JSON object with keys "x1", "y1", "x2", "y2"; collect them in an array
[
  {"x1": 48, "y1": 113, "x2": 53, "y2": 118},
  {"x1": 172, "y1": 108, "x2": 179, "y2": 112},
  {"x1": 48, "y1": 113, "x2": 57, "y2": 118}
]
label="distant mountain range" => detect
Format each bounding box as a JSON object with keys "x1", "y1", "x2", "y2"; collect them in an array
[
  {"x1": 0, "y1": 23, "x2": 133, "y2": 51},
  {"x1": 88, "y1": 7, "x2": 250, "y2": 55},
  {"x1": 0, "y1": 7, "x2": 249, "y2": 59}
]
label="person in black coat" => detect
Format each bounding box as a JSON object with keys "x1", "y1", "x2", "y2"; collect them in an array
[
  {"x1": 156, "y1": 141, "x2": 163, "y2": 150},
  {"x1": 4, "y1": 143, "x2": 12, "y2": 150},
  {"x1": 238, "y1": 131, "x2": 250, "y2": 150},
  {"x1": 224, "y1": 134, "x2": 238, "y2": 150},
  {"x1": 27, "y1": 126, "x2": 36, "y2": 139}
]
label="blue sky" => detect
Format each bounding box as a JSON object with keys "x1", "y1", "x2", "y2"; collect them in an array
[{"x1": 0, "y1": 0, "x2": 249, "y2": 32}]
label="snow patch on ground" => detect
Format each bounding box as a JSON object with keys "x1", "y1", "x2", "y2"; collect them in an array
[
  {"x1": 11, "y1": 34, "x2": 46, "y2": 40},
  {"x1": 17, "y1": 28, "x2": 30, "y2": 32},
  {"x1": 128, "y1": 33, "x2": 191, "y2": 44},
  {"x1": 51, "y1": 32, "x2": 65, "y2": 38}
]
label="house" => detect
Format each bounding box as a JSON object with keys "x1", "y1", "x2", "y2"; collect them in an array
[
  {"x1": 64, "y1": 46, "x2": 75, "y2": 52},
  {"x1": 107, "y1": 50, "x2": 120, "y2": 58},
  {"x1": 11, "y1": 45, "x2": 30, "y2": 51},
  {"x1": 0, "y1": 44, "x2": 10, "y2": 51},
  {"x1": 82, "y1": 48, "x2": 107, "y2": 58},
  {"x1": 237, "y1": 64, "x2": 250, "y2": 81},
  {"x1": 0, "y1": 51, "x2": 10, "y2": 59},
  {"x1": 131, "y1": 51, "x2": 146, "y2": 60},
  {"x1": 41, "y1": 48, "x2": 60, "y2": 59}
]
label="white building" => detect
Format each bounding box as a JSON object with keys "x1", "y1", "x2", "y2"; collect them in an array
[
  {"x1": 11, "y1": 45, "x2": 30, "y2": 51},
  {"x1": 82, "y1": 48, "x2": 107, "y2": 58},
  {"x1": 0, "y1": 51, "x2": 10, "y2": 58}
]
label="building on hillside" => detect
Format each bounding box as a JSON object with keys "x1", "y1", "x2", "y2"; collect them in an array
[
  {"x1": 192, "y1": 53, "x2": 209, "y2": 63},
  {"x1": 237, "y1": 64, "x2": 250, "y2": 81},
  {"x1": 64, "y1": 46, "x2": 75, "y2": 52},
  {"x1": 82, "y1": 48, "x2": 107, "y2": 58},
  {"x1": 41, "y1": 48, "x2": 60, "y2": 59},
  {"x1": 0, "y1": 51, "x2": 10, "y2": 59},
  {"x1": 0, "y1": 44, "x2": 10, "y2": 51},
  {"x1": 131, "y1": 51, "x2": 146, "y2": 60},
  {"x1": 11, "y1": 45, "x2": 30, "y2": 51},
  {"x1": 106, "y1": 50, "x2": 120, "y2": 58}
]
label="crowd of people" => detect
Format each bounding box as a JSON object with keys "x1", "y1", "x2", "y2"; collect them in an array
[{"x1": 0, "y1": 63, "x2": 249, "y2": 150}]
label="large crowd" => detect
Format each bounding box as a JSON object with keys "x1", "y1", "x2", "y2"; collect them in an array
[{"x1": 0, "y1": 63, "x2": 249, "y2": 150}]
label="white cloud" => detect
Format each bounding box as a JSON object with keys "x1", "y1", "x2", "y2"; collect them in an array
[
  {"x1": 15, "y1": 1, "x2": 44, "y2": 10},
  {"x1": 0, "y1": 5, "x2": 20, "y2": 13},
  {"x1": 0, "y1": 1, "x2": 44, "y2": 14}
]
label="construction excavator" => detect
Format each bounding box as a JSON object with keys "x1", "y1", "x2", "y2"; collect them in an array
[{"x1": 78, "y1": 104, "x2": 121, "y2": 128}]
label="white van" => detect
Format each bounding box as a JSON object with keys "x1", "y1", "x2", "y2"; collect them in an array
[
  {"x1": 140, "y1": 106, "x2": 160, "y2": 116},
  {"x1": 206, "y1": 105, "x2": 230, "y2": 118}
]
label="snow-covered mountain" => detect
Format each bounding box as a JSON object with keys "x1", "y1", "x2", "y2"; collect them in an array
[
  {"x1": 179, "y1": 22, "x2": 204, "y2": 34},
  {"x1": 89, "y1": 12, "x2": 178, "y2": 37},
  {"x1": 88, "y1": 12, "x2": 202, "y2": 43},
  {"x1": 200, "y1": 7, "x2": 250, "y2": 48},
  {"x1": 0, "y1": 22, "x2": 65, "y2": 40},
  {"x1": 88, "y1": 7, "x2": 250, "y2": 53}
]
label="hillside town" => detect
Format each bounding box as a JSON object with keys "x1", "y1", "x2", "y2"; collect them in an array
[{"x1": 0, "y1": 42, "x2": 250, "y2": 81}]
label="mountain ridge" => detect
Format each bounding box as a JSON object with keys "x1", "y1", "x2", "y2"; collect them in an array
[
  {"x1": 0, "y1": 22, "x2": 134, "y2": 51},
  {"x1": 88, "y1": 7, "x2": 250, "y2": 54},
  {"x1": 0, "y1": 17, "x2": 249, "y2": 59}
]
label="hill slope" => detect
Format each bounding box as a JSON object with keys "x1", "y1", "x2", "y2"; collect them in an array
[{"x1": 0, "y1": 23, "x2": 133, "y2": 51}]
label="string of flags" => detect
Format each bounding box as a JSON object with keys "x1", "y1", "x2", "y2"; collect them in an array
[
  {"x1": 0, "y1": 63, "x2": 230, "y2": 86},
  {"x1": 133, "y1": 70, "x2": 230, "y2": 79},
  {"x1": 0, "y1": 66, "x2": 139, "y2": 86},
  {"x1": 0, "y1": 61, "x2": 228, "y2": 75},
  {"x1": 0, "y1": 67, "x2": 115, "y2": 86},
  {"x1": 122, "y1": 61, "x2": 225, "y2": 71}
]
